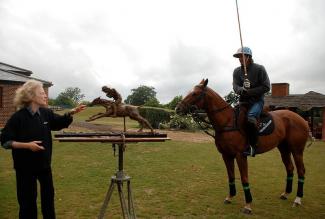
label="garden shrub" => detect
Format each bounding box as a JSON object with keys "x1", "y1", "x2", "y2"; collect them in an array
[
  {"x1": 166, "y1": 114, "x2": 199, "y2": 130},
  {"x1": 139, "y1": 106, "x2": 174, "y2": 129}
]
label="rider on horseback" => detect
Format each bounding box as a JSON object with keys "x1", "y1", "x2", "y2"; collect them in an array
[
  {"x1": 102, "y1": 86, "x2": 122, "y2": 117},
  {"x1": 232, "y1": 47, "x2": 270, "y2": 157}
]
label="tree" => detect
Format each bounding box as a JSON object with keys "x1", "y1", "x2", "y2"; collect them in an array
[
  {"x1": 125, "y1": 85, "x2": 156, "y2": 106},
  {"x1": 54, "y1": 95, "x2": 75, "y2": 108},
  {"x1": 143, "y1": 97, "x2": 161, "y2": 107},
  {"x1": 48, "y1": 98, "x2": 56, "y2": 106},
  {"x1": 165, "y1": 95, "x2": 183, "y2": 110},
  {"x1": 80, "y1": 100, "x2": 91, "y2": 106},
  {"x1": 55, "y1": 87, "x2": 85, "y2": 107},
  {"x1": 224, "y1": 91, "x2": 239, "y2": 106}
]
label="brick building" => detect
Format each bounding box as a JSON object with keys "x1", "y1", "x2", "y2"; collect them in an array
[
  {"x1": 0, "y1": 62, "x2": 52, "y2": 127},
  {"x1": 265, "y1": 83, "x2": 325, "y2": 140}
]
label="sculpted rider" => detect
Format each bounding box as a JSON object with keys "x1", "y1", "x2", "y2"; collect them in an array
[{"x1": 101, "y1": 86, "x2": 122, "y2": 117}]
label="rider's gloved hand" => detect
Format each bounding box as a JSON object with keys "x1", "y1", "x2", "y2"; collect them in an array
[{"x1": 243, "y1": 79, "x2": 251, "y2": 89}]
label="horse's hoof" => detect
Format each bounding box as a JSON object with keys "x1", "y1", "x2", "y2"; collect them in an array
[
  {"x1": 241, "y1": 207, "x2": 252, "y2": 214},
  {"x1": 280, "y1": 193, "x2": 288, "y2": 200},
  {"x1": 224, "y1": 199, "x2": 232, "y2": 204},
  {"x1": 280, "y1": 195, "x2": 287, "y2": 200},
  {"x1": 292, "y1": 202, "x2": 301, "y2": 207}
]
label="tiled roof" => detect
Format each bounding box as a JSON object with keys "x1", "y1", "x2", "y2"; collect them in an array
[
  {"x1": 265, "y1": 91, "x2": 325, "y2": 111},
  {"x1": 0, "y1": 62, "x2": 52, "y2": 86},
  {"x1": 0, "y1": 62, "x2": 32, "y2": 76}
]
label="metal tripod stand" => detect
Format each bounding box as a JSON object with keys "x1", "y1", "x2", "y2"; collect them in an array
[
  {"x1": 54, "y1": 117, "x2": 169, "y2": 219},
  {"x1": 98, "y1": 142, "x2": 136, "y2": 219}
]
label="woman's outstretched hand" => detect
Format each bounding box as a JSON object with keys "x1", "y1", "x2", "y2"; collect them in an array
[{"x1": 69, "y1": 104, "x2": 87, "y2": 116}]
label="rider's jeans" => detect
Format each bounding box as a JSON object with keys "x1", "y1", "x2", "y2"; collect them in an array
[{"x1": 247, "y1": 99, "x2": 264, "y2": 120}]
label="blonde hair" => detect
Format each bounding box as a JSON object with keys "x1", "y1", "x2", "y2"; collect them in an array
[{"x1": 14, "y1": 80, "x2": 43, "y2": 109}]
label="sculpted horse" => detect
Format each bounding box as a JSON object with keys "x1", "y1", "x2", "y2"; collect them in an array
[
  {"x1": 175, "y1": 79, "x2": 309, "y2": 214},
  {"x1": 86, "y1": 97, "x2": 154, "y2": 132}
]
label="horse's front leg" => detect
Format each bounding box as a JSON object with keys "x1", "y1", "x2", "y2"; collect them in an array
[
  {"x1": 236, "y1": 154, "x2": 253, "y2": 214},
  {"x1": 222, "y1": 154, "x2": 236, "y2": 204},
  {"x1": 86, "y1": 113, "x2": 106, "y2": 122},
  {"x1": 88, "y1": 112, "x2": 103, "y2": 120}
]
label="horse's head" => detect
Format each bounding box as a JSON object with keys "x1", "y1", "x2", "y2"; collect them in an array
[
  {"x1": 175, "y1": 79, "x2": 209, "y2": 115},
  {"x1": 89, "y1": 97, "x2": 101, "y2": 106}
]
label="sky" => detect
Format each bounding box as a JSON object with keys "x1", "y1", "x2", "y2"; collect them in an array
[{"x1": 0, "y1": 0, "x2": 324, "y2": 103}]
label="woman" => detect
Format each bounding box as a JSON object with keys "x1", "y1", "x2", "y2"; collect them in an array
[{"x1": 1, "y1": 80, "x2": 86, "y2": 219}]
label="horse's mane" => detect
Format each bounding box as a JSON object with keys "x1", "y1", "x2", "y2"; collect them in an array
[
  {"x1": 99, "y1": 97, "x2": 113, "y2": 102},
  {"x1": 205, "y1": 86, "x2": 231, "y2": 107}
]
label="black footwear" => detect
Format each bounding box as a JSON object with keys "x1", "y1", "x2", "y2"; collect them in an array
[
  {"x1": 243, "y1": 146, "x2": 256, "y2": 157},
  {"x1": 245, "y1": 117, "x2": 258, "y2": 157}
]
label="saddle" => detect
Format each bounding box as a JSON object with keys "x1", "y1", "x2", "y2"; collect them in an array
[
  {"x1": 258, "y1": 112, "x2": 275, "y2": 136},
  {"x1": 235, "y1": 105, "x2": 275, "y2": 136}
]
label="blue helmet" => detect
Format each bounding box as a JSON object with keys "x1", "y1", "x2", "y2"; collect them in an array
[{"x1": 233, "y1": 47, "x2": 252, "y2": 58}]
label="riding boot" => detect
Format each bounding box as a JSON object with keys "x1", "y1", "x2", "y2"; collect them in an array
[{"x1": 243, "y1": 118, "x2": 258, "y2": 157}]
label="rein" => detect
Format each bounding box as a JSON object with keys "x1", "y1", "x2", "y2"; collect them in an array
[
  {"x1": 191, "y1": 111, "x2": 215, "y2": 138},
  {"x1": 187, "y1": 86, "x2": 241, "y2": 138},
  {"x1": 191, "y1": 107, "x2": 241, "y2": 138}
]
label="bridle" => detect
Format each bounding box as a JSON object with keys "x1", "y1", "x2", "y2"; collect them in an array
[
  {"x1": 187, "y1": 85, "x2": 231, "y2": 114},
  {"x1": 179, "y1": 85, "x2": 241, "y2": 137}
]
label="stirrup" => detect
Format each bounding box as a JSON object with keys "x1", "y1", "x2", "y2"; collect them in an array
[{"x1": 243, "y1": 146, "x2": 256, "y2": 157}]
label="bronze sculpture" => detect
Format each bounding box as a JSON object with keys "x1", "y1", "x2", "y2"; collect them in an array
[
  {"x1": 87, "y1": 87, "x2": 154, "y2": 133},
  {"x1": 102, "y1": 86, "x2": 122, "y2": 117}
]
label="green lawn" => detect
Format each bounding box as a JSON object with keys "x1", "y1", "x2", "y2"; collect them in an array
[
  {"x1": 1, "y1": 140, "x2": 325, "y2": 218},
  {"x1": 1, "y1": 108, "x2": 325, "y2": 218}
]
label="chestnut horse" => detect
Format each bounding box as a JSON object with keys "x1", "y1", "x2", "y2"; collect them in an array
[
  {"x1": 175, "y1": 79, "x2": 309, "y2": 214},
  {"x1": 86, "y1": 97, "x2": 154, "y2": 132}
]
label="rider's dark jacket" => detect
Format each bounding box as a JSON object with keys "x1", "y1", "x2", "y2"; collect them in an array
[{"x1": 233, "y1": 62, "x2": 270, "y2": 104}]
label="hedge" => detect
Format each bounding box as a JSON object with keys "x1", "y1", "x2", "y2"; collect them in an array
[{"x1": 139, "y1": 106, "x2": 175, "y2": 129}]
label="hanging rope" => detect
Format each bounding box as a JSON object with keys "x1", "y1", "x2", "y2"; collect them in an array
[{"x1": 235, "y1": 0, "x2": 248, "y2": 79}]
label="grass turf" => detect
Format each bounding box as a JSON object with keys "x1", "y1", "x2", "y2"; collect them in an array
[{"x1": 1, "y1": 138, "x2": 325, "y2": 218}]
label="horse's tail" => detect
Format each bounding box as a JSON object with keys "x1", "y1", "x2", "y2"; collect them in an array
[{"x1": 306, "y1": 131, "x2": 315, "y2": 148}]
